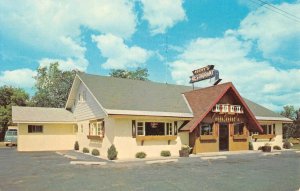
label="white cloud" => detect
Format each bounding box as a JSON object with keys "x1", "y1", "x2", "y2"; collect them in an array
[
  {"x1": 169, "y1": 1, "x2": 300, "y2": 111},
  {"x1": 39, "y1": 57, "x2": 88, "y2": 72},
  {"x1": 236, "y1": 1, "x2": 300, "y2": 64},
  {"x1": 141, "y1": 0, "x2": 186, "y2": 34},
  {"x1": 92, "y1": 34, "x2": 151, "y2": 69},
  {"x1": 0, "y1": 69, "x2": 37, "y2": 88},
  {"x1": 0, "y1": 0, "x2": 137, "y2": 70},
  {"x1": 169, "y1": 35, "x2": 300, "y2": 111}
]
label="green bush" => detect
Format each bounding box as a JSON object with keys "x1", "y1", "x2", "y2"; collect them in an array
[
  {"x1": 107, "y1": 144, "x2": 118, "y2": 160},
  {"x1": 258, "y1": 146, "x2": 262, "y2": 150},
  {"x1": 91, "y1": 149, "x2": 100, "y2": 156},
  {"x1": 273, "y1": 145, "x2": 281, "y2": 150},
  {"x1": 74, "y1": 141, "x2": 79, "y2": 151},
  {"x1": 181, "y1": 144, "x2": 191, "y2": 152},
  {"x1": 83, "y1": 147, "x2": 89, "y2": 153},
  {"x1": 160, "y1": 150, "x2": 171, "y2": 157},
  {"x1": 249, "y1": 142, "x2": 253, "y2": 150},
  {"x1": 283, "y1": 141, "x2": 291, "y2": 149},
  {"x1": 135, "y1": 152, "x2": 147, "y2": 159}
]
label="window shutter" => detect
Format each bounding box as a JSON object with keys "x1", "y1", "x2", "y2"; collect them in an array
[
  {"x1": 230, "y1": 124, "x2": 234, "y2": 136},
  {"x1": 102, "y1": 121, "x2": 105, "y2": 138},
  {"x1": 88, "y1": 123, "x2": 90, "y2": 136},
  {"x1": 196, "y1": 124, "x2": 200, "y2": 137},
  {"x1": 132, "y1": 120, "x2": 136, "y2": 138},
  {"x1": 174, "y1": 121, "x2": 178, "y2": 135}
]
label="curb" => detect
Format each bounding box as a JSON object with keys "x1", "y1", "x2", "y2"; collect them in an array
[
  {"x1": 261, "y1": 152, "x2": 281, "y2": 156},
  {"x1": 145, "y1": 159, "x2": 178, "y2": 164},
  {"x1": 200, "y1": 156, "x2": 227, "y2": 160},
  {"x1": 70, "y1": 161, "x2": 107, "y2": 165},
  {"x1": 56, "y1": 152, "x2": 77, "y2": 160}
]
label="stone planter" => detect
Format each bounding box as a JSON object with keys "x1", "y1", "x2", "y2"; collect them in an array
[
  {"x1": 179, "y1": 150, "x2": 189, "y2": 157},
  {"x1": 262, "y1": 146, "x2": 271, "y2": 152}
]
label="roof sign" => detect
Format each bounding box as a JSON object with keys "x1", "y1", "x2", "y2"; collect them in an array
[{"x1": 190, "y1": 65, "x2": 222, "y2": 85}]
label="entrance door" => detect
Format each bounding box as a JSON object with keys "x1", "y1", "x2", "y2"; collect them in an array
[{"x1": 219, "y1": 123, "x2": 229, "y2": 151}]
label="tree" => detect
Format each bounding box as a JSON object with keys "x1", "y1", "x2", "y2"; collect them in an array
[
  {"x1": 0, "y1": 86, "x2": 29, "y2": 131},
  {"x1": 109, "y1": 67, "x2": 149, "y2": 81},
  {"x1": 281, "y1": 105, "x2": 298, "y2": 139},
  {"x1": 31, "y1": 62, "x2": 76, "y2": 108},
  {"x1": 281, "y1": 105, "x2": 296, "y2": 120}
]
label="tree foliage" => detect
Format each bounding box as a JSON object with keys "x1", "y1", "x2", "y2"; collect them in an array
[
  {"x1": 0, "y1": 86, "x2": 29, "y2": 129},
  {"x1": 281, "y1": 105, "x2": 300, "y2": 139},
  {"x1": 109, "y1": 67, "x2": 149, "y2": 81},
  {"x1": 281, "y1": 105, "x2": 296, "y2": 120},
  {"x1": 31, "y1": 63, "x2": 76, "y2": 108}
]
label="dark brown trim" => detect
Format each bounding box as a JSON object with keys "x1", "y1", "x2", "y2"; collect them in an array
[{"x1": 87, "y1": 135, "x2": 103, "y2": 140}]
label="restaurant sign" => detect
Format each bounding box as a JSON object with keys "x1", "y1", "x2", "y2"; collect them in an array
[{"x1": 190, "y1": 65, "x2": 221, "y2": 85}]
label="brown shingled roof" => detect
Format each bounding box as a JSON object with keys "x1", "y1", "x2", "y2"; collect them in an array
[{"x1": 181, "y1": 82, "x2": 263, "y2": 133}]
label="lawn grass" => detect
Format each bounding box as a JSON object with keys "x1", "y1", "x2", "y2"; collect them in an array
[
  {"x1": 0, "y1": 142, "x2": 5, "y2": 148},
  {"x1": 292, "y1": 143, "x2": 300, "y2": 150}
]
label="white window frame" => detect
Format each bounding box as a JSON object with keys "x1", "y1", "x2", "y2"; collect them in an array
[
  {"x1": 90, "y1": 121, "x2": 104, "y2": 137},
  {"x1": 137, "y1": 122, "x2": 145, "y2": 136},
  {"x1": 260, "y1": 124, "x2": 274, "y2": 135},
  {"x1": 136, "y1": 121, "x2": 174, "y2": 136},
  {"x1": 165, "y1": 122, "x2": 173, "y2": 135},
  {"x1": 78, "y1": 91, "x2": 86, "y2": 102}
]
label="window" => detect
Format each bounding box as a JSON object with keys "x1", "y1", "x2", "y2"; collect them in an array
[
  {"x1": 28, "y1": 125, "x2": 43, "y2": 133},
  {"x1": 261, "y1": 124, "x2": 274, "y2": 135},
  {"x1": 273, "y1": 124, "x2": 276, "y2": 135},
  {"x1": 166, "y1": 123, "x2": 172, "y2": 135},
  {"x1": 73, "y1": 125, "x2": 78, "y2": 133},
  {"x1": 145, "y1": 122, "x2": 165, "y2": 136},
  {"x1": 234, "y1": 123, "x2": 244, "y2": 135},
  {"x1": 89, "y1": 121, "x2": 104, "y2": 137},
  {"x1": 78, "y1": 91, "x2": 86, "y2": 102},
  {"x1": 136, "y1": 121, "x2": 175, "y2": 136},
  {"x1": 81, "y1": 124, "x2": 83, "y2": 133},
  {"x1": 137, "y1": 122, "x2": 144, "y2": 136},
  {"x1": 200, "y1": 123, "x2": 213, "y2": 135}
]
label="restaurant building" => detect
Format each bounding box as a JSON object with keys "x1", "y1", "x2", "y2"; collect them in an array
[{"x1": 12, "y1": 72, "x2": 292, "y2": 158}]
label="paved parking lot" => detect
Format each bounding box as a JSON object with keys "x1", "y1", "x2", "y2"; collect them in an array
[{"x1": 0, "y1": 148, "x2": 299, "y2": 191}]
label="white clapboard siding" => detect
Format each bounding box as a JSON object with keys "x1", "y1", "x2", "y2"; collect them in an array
[{"x1": 73, "y1": 82, "x2": 106, "y2": 121}]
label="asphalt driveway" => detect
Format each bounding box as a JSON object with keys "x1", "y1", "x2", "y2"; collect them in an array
[{"x1": 0, "y1": 148, "x2": 299, "y2": 191}]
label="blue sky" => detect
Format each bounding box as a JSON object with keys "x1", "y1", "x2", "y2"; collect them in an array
[{"x1": 0, "y1": 0, "x2": 299, "y2": 111}]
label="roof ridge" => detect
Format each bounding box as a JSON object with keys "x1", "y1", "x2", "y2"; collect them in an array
[
  {"x1": 184, "y1": 82, "x2": 232, "y2": 94},
  {"x1": 79, "y1": 72, "x2": 192, "y2": 89},
  {"x1": 12, "y1": 106, "x2": 67, "y2": 110}
]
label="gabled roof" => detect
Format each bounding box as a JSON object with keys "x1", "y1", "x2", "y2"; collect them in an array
[
  {"x1": 181, "y1": 82, "x2": 263, "y2": 132},
  {"x1": 244, "y1": 98, "x2": 292, "y2": 122},
  {"x1": 66, "y1": 73, "x2": 193, "y2": 117},
  {"x1": 12, "y1": 106, "x2": 75, "y2": 123}
]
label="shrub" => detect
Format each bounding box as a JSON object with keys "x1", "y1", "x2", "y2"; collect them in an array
[
  {"x1": 74, "y1": 141, "x2": 79, "y2": 151},
  {"x1": 283, "y1": 141, "x2": 291, "y2": 149},
  {"x1": 83, "y1": 147, "x2": 89, "y2": 153},
  {"x1": 249, "y1": 142, "x2": 253, "y2": 150},
  {"x1": 258, "y1": 146, "x2": 262, "y2": 150},
  {"x1": 135, "y1": 152, "x2": 147, "y2": 159},
  {"x1": 91, "y1": 149, "x2": 100, "y2": 156},
  {"x1": 160, "y1": 150, "x2": 171, "y2": 157},
  {"x1": 273, "y1": 145, "x2": 281, "y2": 150},
  {"x1": 107, "y1": 144, "x2": 118, "y2": 160},
  {"x1": 181, "y1": 144, "x2": 191, "y2": 152}
]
